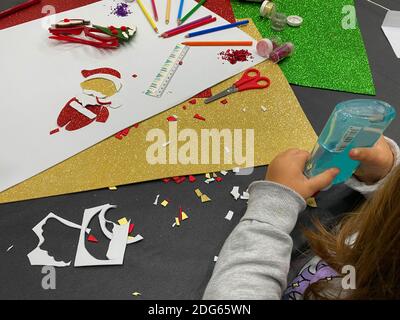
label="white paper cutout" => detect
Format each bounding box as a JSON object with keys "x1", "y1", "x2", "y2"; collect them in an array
[
  {"x1": 230, "y1": 186, "x2": 240, "y2": 200},
  {"x1": 27, "y1": 213, "x2": 91, "y2": 267},
  {"x1": 74, "y1": 204, "x2": 130, "y2": 267},
  {"x1": 382, "y1": 10, "x2": 400, "y2": 58},
  {"x1": 98, "y1": 204, "x2": 143, "y2": 245},
  {"x1": 225, "y1": 210, "x2": 234, "y2": 221}
]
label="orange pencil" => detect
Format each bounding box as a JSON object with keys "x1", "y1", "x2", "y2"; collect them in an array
[{"x1": 181, "y1": 41, "x2": 253, "y2": 46}]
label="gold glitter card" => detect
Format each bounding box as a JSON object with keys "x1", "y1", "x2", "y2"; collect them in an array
[{"x1": 0, "y1": 20, "x2": 317, "y2": 204}]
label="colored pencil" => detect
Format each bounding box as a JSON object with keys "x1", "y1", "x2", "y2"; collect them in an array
[
  {"x1": 160, "y1": 15, "x2": 212, "y2": 37},
  {"x1": 0, "y1": 0, "x2": 40, "y2": 19},
  {"x1": 151, "y1": 0, "x2": 159, "y2": 21},
  {"x1": 136, "y1": 0, "x2": 158, "y2": 33},
  {"x1": 177, "y1": 0, "x2": 185, "y2": 23},
  {"x1": 182, "y1": 41, "x2": 253, "y2": 46},
  {"x1": 161, "y1": 17, "x2": 216, "y2": 38},
  {"x1": 166, "y1": 0, "x2": 171, "y2": 24},
  {"x1": 185, "y1": 20, "x2": 250, "y2": 38},
  {"x1": 178, "y1": 0, "x2": 207, "y2": 25}
]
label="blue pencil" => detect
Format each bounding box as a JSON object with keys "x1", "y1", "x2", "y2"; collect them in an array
[
  {"x1": 177, "y1": 0, "x2": 185, "y2": 22},
  {"x1": 185, "y1": 20, "x2": 250, "y2": 38}
]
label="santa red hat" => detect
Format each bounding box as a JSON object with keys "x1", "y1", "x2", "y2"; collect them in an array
[{"x1": 81, "y1": 68, "x2": 122, "y2": 91}]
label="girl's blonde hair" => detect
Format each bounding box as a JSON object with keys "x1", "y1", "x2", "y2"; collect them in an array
[{"x1": 304, "y1": 166, "x2": 400, "y2": 299}]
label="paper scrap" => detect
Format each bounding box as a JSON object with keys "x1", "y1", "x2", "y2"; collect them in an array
[
  {"x1": 162, "y1": 141, "x2": 171, "y2": 147},
  {"x1": 128, "y1": 223, "x2": 135, "y2": 234},
  {"x1": 232, "y1": 167, "x2": 240, "y2": 173},
  {"x1": 200, "y1": 194, "x2": 211, "y2": 203},
  {"x1": 161, "y1": 200, "x2": 169, "y2": 207},
  {"x1": 261, "y1": 105, "x2": 267, "y2": 112},
  {"x1": 381, "y1": 11, "x2": 400, "y2": 58},
  {"x1": 205, "y1": 178, "x2": 215, "y2": 184},
  {"x1": 205, "y1": 173, "x2": 211, "y2": 179},
  {"x1": 175, "y1": 217, "x2": 181, "y2": 226},
  {"x1": 240, "y1": 191, "x2": 250, "y2": 200},
  {"x1": 230, "y1": 186, "x2": 240, "y2": 200},
  {"x1": 306, "y1": 197, "x2": 318, "y2": 208},
  {"x1": 194, "y1": 188, "x2": 203, "y2": 197},
  {"x1": 118, "y1": 217, "x2": 129, "y2": 225},
  {"x1": 153, "y1": 194, "x2": 160, "y2": 205},
  {"x1": 109, "y1": 186, "x2": 118, "y2": 190},
  {"x1": 181, "y1": 211, "x2": 188, "y2": 221},
  {"x1": 194, "y1": 113, "x2": 206, "y2": 121},
  {"x1": 214, "y1": 256, "x2": 218, "y2": 262},
  {"x1": 6, "y1": 245, "x2": 13, "y2": 252},
  {"x1": 212, "y1": 173, "x2": 218, "y2": 178},
  {"x1": 87, "y1": 235, "x2": 98, "y2": 243},
  {"x1": 215, "y1": 177, "x2": 223, "y2": 182},
  {"x1": 225, "y1": 210, "x2": 234, "y2": 221},
  {"x1": 132, "y1": 292, "x2": 141, "y2": 297},
  {"x1": 220, "y1": 170, "x2": 228, "y2": 176},
  {"x1": 188, "y1": 175, "x2": 196, "y2": 182}
]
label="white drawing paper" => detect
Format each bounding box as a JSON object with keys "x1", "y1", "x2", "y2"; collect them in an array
[
  {"x1": 382, "y1": 10, "x2": 400, "y2": 58},
  {"x1": 0, "y1": 0, "x2": 265, "y2": 193}
]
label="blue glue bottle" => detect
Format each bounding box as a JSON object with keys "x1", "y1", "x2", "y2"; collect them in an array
[{"x1": 304, "y1": 99, "x2": 396, "y2": 185}]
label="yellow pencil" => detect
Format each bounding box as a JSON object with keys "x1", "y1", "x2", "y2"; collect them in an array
[
  {"x1": 166, "y1": 0, "x2": 171, "y2": 24},
  {"x1": 136, "y1": 0, "x2": 158, "y2": 33}
]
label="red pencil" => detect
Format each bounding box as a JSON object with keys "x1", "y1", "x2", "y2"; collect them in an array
[
  {"x1": 161, "y1": 17, "x2": 216, "y2": 38},
  {"x1": 150, "y1": 0, "x2": 158, "y2": 22},
  {"x1": 160, "y1": 14, "x2": 212, "y2": 37},
  {"x1": 0, "y1": 0, "x2": 40, "y2": 19}
]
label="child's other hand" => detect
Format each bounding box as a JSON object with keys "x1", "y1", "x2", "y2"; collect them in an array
[
  {"x1": 349, "y1": 136, "x2": 394, "y2": 185},
  {"x1": 266, "y1": 149, "x2": 340, "y2": 200}
]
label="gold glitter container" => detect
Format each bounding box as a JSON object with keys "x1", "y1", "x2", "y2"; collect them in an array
[{"x1": 260, "y1": 1, "x2": 276, "y2": 19}]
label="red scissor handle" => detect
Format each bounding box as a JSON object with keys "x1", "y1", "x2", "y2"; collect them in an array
[{"x1": 234, "y1": 68, "x2": 271, "y2": 92}]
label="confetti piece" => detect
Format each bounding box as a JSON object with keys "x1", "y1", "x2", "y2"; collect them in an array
[
  {"x1": 108, "y1": 186, "x2": 118, "y2": 190},
  {"x1": 87, "y1": 235, "x2": 98, "y2": 243},
  {"x1": 220, "y1": 170, "x2": 228, "y2": 176},
  {"x1": 306, "y1": 197, "x2": 318, "y2": 208},
  {"x1": 49, "y1": 128, "x2": 60, "y2": 135},
  {"x1": 194, "y1": 113, "x2": 206, "y2": 121},
  {"x1": 181, "y1": 211, "x2": 188, "y2": 221},
  {"x1": 200, "y1": 194, "x2": 211, "y2": 203},
  {"x1": 174, "y1": 176, "x2": 186, "y2": 184},
  {"x1": 115, "y1": 127, "x2": 130, "y2": 139},
  {"x1": 129, "y1": 234, "x2": 144, "y2": 242},
  {"x1": 6, "y1": 245, "x2": 13, "y2": 252},
  {"x1": 212, "y1": 173, "x2": 217, "y2": 178},
  {"x1": 215, "y1": 177, "x2": 223, "y2": 182},
  {"x1": 240, "y1": 191, "x2": 250, "y2": 200},
  {"x1": 242, "y1": 107, "x2": 246, "y2": 112},
  {"x1": 189, "y1": 175, "x2": 196, "y2": 182},
  {"x1": 167, "y1": 116, "x2": 177, "y2": 121},
  {"x1": 225, "y1": 210, "x2": 234, "y2": 221},
  {"x1": 118, "y1": 217, "x2": 129, "y2": 225},
  {"x1": 161, "y1": 200, "x2": 169, "y2": 207},
  {"x1": 162, "y1": 141, "x2": 171, "y2": 147},
  {"x1": 153, "y1": 194, "x2": 160, "y2": 205},
  {"x1": 189, "y1": 99, "x2": 197, "y2": 105},
  {"x1": 133, "y1": 123, "x2": 140, "y2": 128},
  {"x1": 129, "y1": 223, "x2": 135, "y2": 234},
  {"x1": 162, "y1": 178, "x2": 171, "y2": 183},
  {"x1": 205, "y1": 173, "x2": 211, "y2": 179},
  {"x1": 232, "y1": 167, "x2": 240, "y2": 173},
  {"x1": 230, "y1": 186, "x2": 240, "y2": 200},
  {"x1": 261, "y1": 105, "x2": 267, "y2": 112},
  {"x1": 214, "y1": 256, "x2": 218, "y2": 262},
  {"x1": 194, "y1": 188, "x2": 203, "y2": 197},
  {"x1": 220, "y1": 99, "x2": 228, "y2": 105},
  {"x1": 175, "y1": 217, "x2": 181, "y2": 226},
  {"x1": 204, "y1": 178, "x2": 215, "y2": 184},
  {"x1": 132, "y1": 292, "x2": 141, "y2": 297}
]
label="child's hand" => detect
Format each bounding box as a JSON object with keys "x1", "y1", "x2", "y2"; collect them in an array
[
  {"x1": 266, "y1": 149, "x2": 339, "y2": 200},
  {"x1": 349, "y1": 136, "x2": 394, "y2": 184}
]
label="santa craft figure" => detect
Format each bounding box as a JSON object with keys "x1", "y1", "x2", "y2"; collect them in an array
[{"x1": 51, "y1": 68, "x2": 122, "y2": 134}]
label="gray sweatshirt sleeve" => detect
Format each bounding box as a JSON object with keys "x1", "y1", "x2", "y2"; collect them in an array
[
  {"x1": 345, "y1": 137, "x2": 400, "y2": 197},
  {"x1": 203, "y1": 181, "x2": 306, "y2": 300}
]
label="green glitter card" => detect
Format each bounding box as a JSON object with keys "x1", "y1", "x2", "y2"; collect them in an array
[{"x1": 231, "y1": 0, "x2": 375, "y2": 95}]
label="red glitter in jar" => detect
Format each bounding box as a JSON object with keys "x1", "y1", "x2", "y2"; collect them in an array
[
  {"x1": 64, "y1": 19, "x2": 70, "y2": 23},
  {"x1": 218, "y1": 49, "x2": 253, "y2": 65}
]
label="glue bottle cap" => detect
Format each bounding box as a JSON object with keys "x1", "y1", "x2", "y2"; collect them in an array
[{"x1": 287, "y1": 15, "x2": 303, "y2": 27}]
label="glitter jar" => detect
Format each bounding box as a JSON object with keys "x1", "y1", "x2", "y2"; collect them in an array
[
  {"x1": 269, "y1": 42, "x2": 294, "y2": 63},
  {"x1": 271, "y1": 12, "x2": 287, "y2": 32},
  {"x1": 240, "y1": 0, "x2": 265, "y2": 2},
  {"x1": 260, "y1": 1, "x2": 276, "y2": 19},
  {"x1": 256, "y1": 37, "x2": 282, "y2": 58}
]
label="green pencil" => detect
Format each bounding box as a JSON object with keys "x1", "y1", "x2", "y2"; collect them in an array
[{"x1": 178, "y1": 0, "x2": 207, "y2": 25}]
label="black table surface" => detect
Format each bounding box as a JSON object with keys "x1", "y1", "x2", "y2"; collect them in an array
[{"x1": 0, "y1": 0, "x2": 399, "y2": 299}]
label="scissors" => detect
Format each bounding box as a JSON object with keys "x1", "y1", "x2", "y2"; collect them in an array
[{"x1": 204, "y1": 68, "x2": 271, "y2": 104}]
